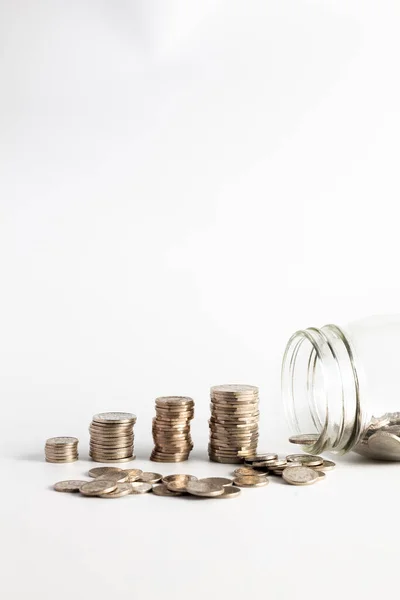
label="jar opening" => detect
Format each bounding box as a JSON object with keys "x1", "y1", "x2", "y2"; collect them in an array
[{"x1": 282, "y1": 325, "x2": 364, "y2": 454}]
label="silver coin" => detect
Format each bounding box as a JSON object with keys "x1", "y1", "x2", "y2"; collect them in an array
[
  {"x1": 92, "y1": 412, "x2": 136, "y2": 424},
  {"x1": 271, "y1": 460, "x2": 302, "y2": 472},
  {"x1": 381, "y1": 425, "x2": 400, "y2": 436},
  {"x1": 289, "y1": 434, "x2": 319, "y2": 445},
  {"x1": 186, "y1": 480, "x2": 225, "y2": 497},
  {"x1": 152, "y1": 484, "x2": 183, "y2": 497},
  {"x1": 211, "y1": 384, "x2": 259, "y2": 395},
  {"x1": 233, "y1": 467, "x2": 259, "y2": 477},
  {"x1": 88, "y1": 466, "x2": 124, "y2": 476},
  {"x1": 80, "y1": 480, "x2": 117, "y2": 496},
  {"x1": 233, "y1": 476, "x2": 269, "y2": 488},
  {"x1": 123, "y1": 469, "x2": 143, "y2": 482},
  {"x1": 367, "y1": 431, "x2": 400, "y2": 460},
  {"x1": 286, "y1": 454, "x2": 323, "y2": 467},
  {"x1": 139, "y1": 472, "x2": 163, "y2": 483},
  {"x1": 244, "y1": 453, "x2": 278, "y2": 463},
  {"x1": 316, "y1": 460, "x2": 336, "y2": 471},
  {"x1": 282, "y1": 466, "x2": 319, "y2": 486},
  {"x1": 217, "y1": 485, "x2": 241, "y2": 498},
  {"x1": 98, "y1": 483, "x2": 133, "y2": 498},
  {"x1": 95, "y1": 472, "x2": 129, "y2": 483},
  {"x1": 130, "y1": 482, "x2": 153, "y2": 494},
  {"x1": 162, "y1": 474, "x2": 197, "y2": 484},
  {"x1": 254, "y1": 458, "x2": 287, "y2": 468},
  {"x1": 199, "y1": 477, "x2": 232, "y2": 487},
  {"x1": 90, "y1": 455, "x2": 135, "y2": 463},
  {"x1": 46, "y1": 437, "x2": 78, "y2": 446},
  {"x1": 54, "y1": 480, "x2": 88, "y2": 493}
]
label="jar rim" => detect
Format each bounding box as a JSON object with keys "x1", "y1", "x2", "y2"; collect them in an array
[{"x1": 282, "y1": 324, "x2": 364, "y2": 454}]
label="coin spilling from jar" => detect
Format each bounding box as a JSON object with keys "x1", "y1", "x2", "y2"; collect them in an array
[{"x1": 353, "y1": 413, "x2": 400, "y2": 460}]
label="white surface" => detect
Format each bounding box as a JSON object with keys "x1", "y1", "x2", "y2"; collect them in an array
[{"x1": 1, "y1": 1, "x2": 400, "y2": 598}]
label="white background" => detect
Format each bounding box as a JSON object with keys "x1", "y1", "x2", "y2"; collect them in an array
[{"x1": 1, "y1": 1, "x2": 399, "y2": 598}]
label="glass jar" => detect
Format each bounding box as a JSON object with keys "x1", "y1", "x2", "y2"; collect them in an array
[{"x1": 281, "y1": 315, "x2": 400, "y2": 460}]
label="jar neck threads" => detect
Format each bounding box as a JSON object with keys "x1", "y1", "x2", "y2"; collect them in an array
[{"x1": 282, "y1": 324, "x2": 365, "y2": 454}]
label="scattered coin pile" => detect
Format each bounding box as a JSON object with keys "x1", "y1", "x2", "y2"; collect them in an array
[
  {"x1": 209, "y1": 384, "x2": 259, "y2": 463},
  {"x1": 89, "y1": 412, "x2": 137, "y2": 463},
  {"x1": 238, "y1": 452, "x2": 335, "y2": 485},
  {"x1": 53, "y1": 468, "x2": 243, "y2": 499},
  {"x1": 52, "y1": 452, "x2": 335, "y2": 499},
  {"x1": 45, "y1": 437, "x2": 79, "y2": 463},
  {"x1": 150, "y1": 396, "x2": 194, "y2": 462},
  {"x1": 354, "y1": 412, "x2": 400, "y2": 460}
]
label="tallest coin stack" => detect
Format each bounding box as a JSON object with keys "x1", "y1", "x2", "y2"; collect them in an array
[{"x1": 209, "y1": 385, "x2": 260, "y2": 463}]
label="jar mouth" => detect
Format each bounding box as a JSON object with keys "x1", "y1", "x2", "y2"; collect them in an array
[{"x1": 282, "y1": 324, "x2": 364, "y2": 454}]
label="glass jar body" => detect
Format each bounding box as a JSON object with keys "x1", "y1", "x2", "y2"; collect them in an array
[{"x1": 282, "y1": 315, "x2": 400, "y2": 460}]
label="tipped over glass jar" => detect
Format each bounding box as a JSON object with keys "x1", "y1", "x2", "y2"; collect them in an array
[{"x1": 282, "y1": 315, "x2": 400, "y2": 460}]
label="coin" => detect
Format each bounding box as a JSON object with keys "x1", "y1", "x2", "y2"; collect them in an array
[
  {"x1": 46, "y1": 457, "x2": 78, "y2": 463},
  {"x1": 233, "y1": 467, "x2": 259, "y2": 477},
  {"x1": 367, "y1": 431, "x2": 400, "y2": 460},
  {"x1": 286, "y1": 454, "x2": 323, "y2": 466},
  {"x1": 316, "y1": 460, "x2": 336, "y2": 471},
  {"x1": 211, "y1": 384, "x2": 258, "y2": 395},
  {"x1": 382, "y1": 425, "x2": 400, "y2": 436},
  {"x1": 89, "y1": 467, "x2": 125, "y2": 477},
  {"x1": 45, "y1": 438, "x2": 78, "y2": 446},
  {"x1": 98, "y1": 483, "x2": 133, "y2": 498},
  {"x1": 54, "y1": 480, "x2": 88, "y2": 493},
  {"x1": 217, "y1": 485, "x2": 241, "y2": 498},
  {"x1": 123, "y1": 469, "x2": 143, "y2": 482},
  {"x1": 152, "y1": 484, "x2": 183, "y2": 497},
  {"x1": 282, "y1": 466, "x2": 319, "y2": 486},
  {"x1": 150, "y1": 455, "x2": 190, "y2": 462},
  {"x1": 200, "y1": 477, "x2": 233, "y2": 487},
  {"x1": 95, "y1": 472, "x2": 129, "y2": 483},
  {"x1": 289, "y1": 434, "x2": 319, "y2": 445},
  {"x1": 139, "y1": 472, "x2": 163, "y2": 483},
  {"x1": 271, "y1": 461, "x2": 302, "y2": 473},
  {"x1": 245, "y1": 453, "x2": 278, "y2": 463},
  {"x1": 130, "y1": 482, "x2": 153, "y2": 494},
  {"x1": 162, "y1": 474, "x2": 197, "y2": 484},
  {"x1": 233, "y1": 476, "x2": 269, "y2": 488},
  {"x1": 164, "y1": 475, "x2": 197, "y2": 491},
  {"x1": 186, "y1": 480, "x2": 225, "y2": 497},
  {"x1": 90, "y1": 456, "x2": 135, "y2": 463},
  {"x1": 80, "y1": 480, "x2": 118, "y2": 496},
  {"x1": 92, "y1": 412, "x2": 136, "y2": 424},
  {"x1": 155, "y1": 396, "x2": 194, "y2": 407},
  {"x1": 208, "y1": 456, "x2": 244, "y2": 464},
  {"x1": 167, "y1": 480, "x2": 192, "y2": 493},
  {"x1": 315, "y1": 470, "x2": 326, "y2": 480},
  {"x1": 89, "y1": 438, "x2": 134, "y2": 448}
]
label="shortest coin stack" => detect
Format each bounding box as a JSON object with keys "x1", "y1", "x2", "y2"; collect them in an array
[
  {"x1": 150, "y1": 397, "x2": 194, "y2": 462},
  {"x1": 45, "y1": 437, "x2": 79, "y2": 463}
]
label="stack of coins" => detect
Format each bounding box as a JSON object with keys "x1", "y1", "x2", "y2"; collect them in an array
[
  {"x1": 45, "y1": 437, "x2": 79, "y2": 463},
  {"x1": 209, "y1": 384, "x2": 259, "y2": 463},
  {"x1": 150, "y1": 396, "x2": 194, "y2": 462},
  {"x1": 89, "y1": 412, "x2": 137, "y2": 463}
]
